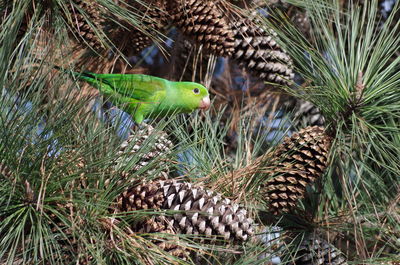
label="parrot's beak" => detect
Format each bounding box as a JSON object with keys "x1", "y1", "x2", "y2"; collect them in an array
[{"x1": 199, "y1": 96, "x2": 211, "y2": 110}]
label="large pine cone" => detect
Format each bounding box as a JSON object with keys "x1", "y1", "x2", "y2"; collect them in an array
[
  {"x1": 286, "y1": 234, "x2": 348, "y2": 265},
  {"x1": 166, "y1": 0, "x2": 235, "y2": 56},
  {"x1": 230, "y1": 16, "x2": 294, "y2": 85},
  {"x1": 263, "y1": 126, "x2": 332, "y2": 215},
  {"x1": 118, "y1": 180, "x2": 255, "y2": 242},
  {"x1": 66, "y1": 0, "x2": 105, "y2": 52}
]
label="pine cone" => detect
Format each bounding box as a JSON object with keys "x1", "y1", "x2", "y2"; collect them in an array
[
  {"x1": 114, "y1": 124, "x2": 173, "y2": 181},
  {"x1": 166, "y1": 0, "x2": 235, "y2": 56},
  {"x1": 231, "y1": 16, "x2": 294, "y2": 85},
  {"x1": 66, "y1": 0, "x2": 105, "y2": 52},
  {"x1": 118, "y1": 180, "x2": 255, "y2": 242},
  {"x1": 263, "y1": 126, "x2": 332, "y2": 215},
  {"x1": 109, "y1": 0, "x2": 168, "y2": 56},
  {"x1": 288, "y1": 234, "x2": 348, "y2": 265}
]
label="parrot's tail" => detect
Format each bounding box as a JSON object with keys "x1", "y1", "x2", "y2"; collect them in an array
[{"x1": 53, "y1": 65, "x2": 98, "y2": 86}]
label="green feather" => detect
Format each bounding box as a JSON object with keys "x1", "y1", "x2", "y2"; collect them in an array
[{"x1": 62, "y1": 70, "x2": 210, "y2": 124}]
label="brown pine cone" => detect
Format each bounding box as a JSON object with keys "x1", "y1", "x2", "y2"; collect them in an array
[
  {"x1": 263, "y1": 126, "x2": 332, "y2": 215},
  {"x1": 166, "y1": 0, "x2": 235, "y2": 56},
  {"x1": 118, "y1": 180, "x2": 255, "y2": 242},
  {"x1": 231, "y1": 16, "x2": 294, "y2": 85}
]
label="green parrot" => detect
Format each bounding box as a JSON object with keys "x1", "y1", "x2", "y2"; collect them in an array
[{"x1": 68, "y1": 71, "x2": 210, "y2": 123}]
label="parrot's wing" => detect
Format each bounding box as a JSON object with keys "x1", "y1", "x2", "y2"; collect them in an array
[{"x1": 92, "y1": 73, "x2": 168, "y2": 102}]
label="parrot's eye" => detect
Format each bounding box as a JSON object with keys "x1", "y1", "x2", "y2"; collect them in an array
[{"x1": 193, "y1": 88, "x2": 200, "y2": 94}]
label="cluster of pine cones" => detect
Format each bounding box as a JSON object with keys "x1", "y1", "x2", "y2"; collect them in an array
[
  {"x1": 51, "y1": 121, "x2": 337, "y2": 260},
  {"x1": 67, "y1": 0, "x2": 294, "y2": 85},
  {"x1": 108, "y1": 123, "x2": 343, "y2": 261}
]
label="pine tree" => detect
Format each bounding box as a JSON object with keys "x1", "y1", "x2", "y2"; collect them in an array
[{"x1": 1, "y1": 0, "x2": 399, "y2": 264}]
